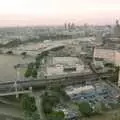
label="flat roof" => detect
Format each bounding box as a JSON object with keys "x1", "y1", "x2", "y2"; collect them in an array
[{"x1": 52, "y1": 57, "x2": 83, "y2": 65}]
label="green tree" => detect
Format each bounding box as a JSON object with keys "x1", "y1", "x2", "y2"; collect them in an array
[
  {"x1": 43, "y1": 102, "x2": 53, "y2": 114},
  {"x1": 21, "y1": 52, "x2": 27, "y2": 56},
  {"x1": 32, "y1": 69, "x2": 38, "y2": 78},
  {"x1": 28, "y1": 62, "x2": 34, "y2": 69},
  {"x1": 101, "y1": 103, "x2": 108, "y2": 111},
  {"x1": 50, "y1": 86, "x2": 70, "y2": 101},
  {"x1": 21, "y1": 95, "x2": 37, "y2": 113},
  {"x1": 31, "y1": 112, "x2": 40, "y2": 120},
  {"x1": 94, "y1": 102, "x2": 102, "y2": 114},
  {"x1": 47, "y1": 111, "x2": 65, "y2": 120},
  {"x1": 35, "y1": 61, "x2": 40, "y2": 69},
  {"x1": 109, "y1": 66, "x2": 119, "y2": 84},
  {"x1": 6, "y1": 50, "x2": 13, "y2": 54},
  {"x1": 21, "y1": 95, "x2": 40, "y2": 120},
  {"x1": 79, "y1": 102, "x2": 92, "y2": 117},
  {"x1": 104, "y1": 63, "x2": 114, "y2": 68},
  {"x1": 24, "y1": 68, "x2": 32, "y2": 78},
  {"x1": 42, "y1": 95, "x2": 60, "y2": 114}
]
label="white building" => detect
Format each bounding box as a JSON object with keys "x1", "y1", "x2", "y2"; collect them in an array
[
  {"x1": 94, "y1": 47, "x2": 120, "y2": 66},
  {"x1": 42, "y1": 57, "x2": 85, "y2": 77},
  {"x1": 45, "y1": 64, "x2": 84, "y2": 76}
]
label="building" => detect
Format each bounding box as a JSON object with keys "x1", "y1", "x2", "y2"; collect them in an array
[
  {"x1": 45, "y1": 64, "x2": 84, "y2": 76},
  {"x1": 103, "y1": 20, "x2": 120, "y2": 46},
  {"x1": 38, "y1": 57, "x2": 85, "y2": 78},
  {"x1": 93, "y1": 47, "x2": 120, "y2": 65},
  {"x1": 113, "y1": 20, "x2": 120, "y2": 37},
  {"x1": 46, "y1": 57, "x2": 84, "y2": 76}
]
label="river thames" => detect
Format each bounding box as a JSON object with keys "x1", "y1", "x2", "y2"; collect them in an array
[{"x1": 0, "y1": 54, "x2": 34, "y2": 82}]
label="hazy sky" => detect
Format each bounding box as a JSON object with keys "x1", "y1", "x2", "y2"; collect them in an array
[{"x1": 0, "y1": 0, "x2": 120, "y2": 26}]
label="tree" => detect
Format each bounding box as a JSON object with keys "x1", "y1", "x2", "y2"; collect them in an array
[
  {"x1": 109, "y1": 66, "x2": 119, "y2": 84},
  {"x1": 28, "y1": 63, "x2": 34, "y2": 69},
  {"x1": 21, "y1": 95, "x2": 37, "y2": 113},
  {"x1": 42, "y1": 87, "x2": 70, "y2": 119},
  {"x1": 79, "y1": 102, "x2": 93, "y2": 117},
  {"x1": 94, "y1": 102, "x2": 102, "y2": 114},
  {"x1": 6, "y1": 50, "x2": 13, "y2": 54},
  {"x1": 50, "y1": 86, "x2": 70, "y2": 101},
  {"x1": 31, "y1": 112, "x2": 40, "y2": 120},
  {"x1": 43, "y1": 102, "x2": 53, "y2": 114},
  {"x1": 42, "y1": 94, "x2": 60, "y2": 114},
  {"x1": 47, "y1": 111, "x2": 65, "y2": 120},
  {"x1": 24, "y1": 62, "x2": 35, "y2": 78},
  {"x1": 21, "y1": 95, "x2": 40, "y2": 120},
  {"x1": 35, "y1": 61, "x2": 40, "y2": 69},
  {"x1": 24, "y1": 68, "x2": 32, "y2": 78},
  {"x1": 104, "y1": 62, "x2": 114, "y2": 68},
  {"x1": 32, "y1": 69, "x2": 38, "y2": 78},
  {"x1": 101, "y1": 103, "x2": 108, "y2": 111},
  {"x1": 21, "y1": 52, "x2": 27, "y2": 56}
]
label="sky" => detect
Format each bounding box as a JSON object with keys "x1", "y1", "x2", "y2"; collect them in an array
[{"x1": 0, "y1": 0, "x2": 120, "y2": 26}]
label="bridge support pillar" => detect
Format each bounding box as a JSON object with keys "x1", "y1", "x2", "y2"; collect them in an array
[{"x1": 13, "y1": 81, "x2": 19, "y2": 98}]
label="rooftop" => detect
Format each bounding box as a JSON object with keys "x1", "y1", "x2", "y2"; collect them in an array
[{"x1": 52, "y1": 57, "x2": 82, "y2": 65}]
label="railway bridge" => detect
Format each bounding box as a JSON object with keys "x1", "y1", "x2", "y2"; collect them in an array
[{"x1": 0, "y1": 72, "x2": 111, "y2": 97}]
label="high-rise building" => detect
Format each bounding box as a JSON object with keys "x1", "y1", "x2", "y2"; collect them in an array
[
  {"x1": 114, "y1": 19, "x2": 120, "y2": 37},
  {"x1": 64, "y1": 23, "x2": 67, "y2": 30}
]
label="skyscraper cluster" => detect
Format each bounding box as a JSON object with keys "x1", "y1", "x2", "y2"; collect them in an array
[{"x1": 64, "y1": 23, "x2": 76, "y2": 30}]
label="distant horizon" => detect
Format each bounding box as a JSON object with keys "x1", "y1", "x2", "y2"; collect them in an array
[
  {"x1": 0, "y1": 0, "x2": 120, "y2": 26},
  {"x1": 0, "y1": 15, "x2": 118, "y2": 27},
  {"x1": 0, "y1": 22, "x2": 116, "y2": 28}
]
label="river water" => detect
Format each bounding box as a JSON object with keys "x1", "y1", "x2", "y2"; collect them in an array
[
  {"x1": 0, "y1": 54, "x2": 34, "y2": 82},
  {"x1": 0, "y1": 54, "x2": 35, "y2": 120}
]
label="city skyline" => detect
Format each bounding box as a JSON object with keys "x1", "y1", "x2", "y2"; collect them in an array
[{"x1": 0, "y1": 0, "x2": 120, "y2": 26}]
